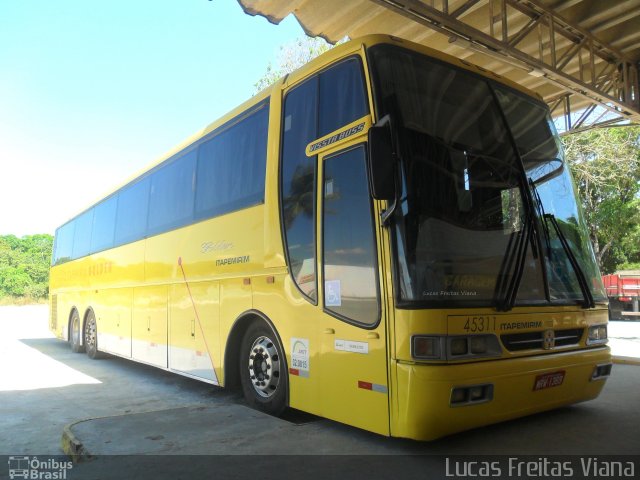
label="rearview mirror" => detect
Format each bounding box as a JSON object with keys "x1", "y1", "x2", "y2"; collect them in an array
[{"x1": 367, "y1": 117, "x2": 397, "y2": 201}]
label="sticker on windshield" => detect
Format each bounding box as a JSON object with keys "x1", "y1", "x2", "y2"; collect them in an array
[{"x1": 325, "y1": 280, "x2": 342, "y2": 307}]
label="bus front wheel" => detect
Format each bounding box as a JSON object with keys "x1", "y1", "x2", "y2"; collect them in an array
[
  {"x1": 239, "y1": 321, "x2": 288, "y2": 416},
  {"x1": 69, "y1": 310, "x2": 85, "y2": 353}
]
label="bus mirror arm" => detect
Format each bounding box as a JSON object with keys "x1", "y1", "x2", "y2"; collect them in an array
[
  {"x1": 380, "y1": 196, "x2": 398, "y2": 226},
  {"x1": 368, "y1": 114, "x2": 399, "y2": 225}
]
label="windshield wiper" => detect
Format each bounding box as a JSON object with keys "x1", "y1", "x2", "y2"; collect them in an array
[
  {"x1": 543, "y1": 213, "x2": 595, "y2": 309},
  {"x1": 529, "y1": 178, "x2": 594, "y2": 309},
  {"x1": 493, "y1": 207, "x2": 533, "y2": 312},
  {"x1": 529, "y1": 178, "x2": 552, "y2": 257}
]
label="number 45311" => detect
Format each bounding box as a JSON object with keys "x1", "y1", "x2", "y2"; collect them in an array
[{"x1": 464, "y1": 316, "x2": 496, "y2": 333}]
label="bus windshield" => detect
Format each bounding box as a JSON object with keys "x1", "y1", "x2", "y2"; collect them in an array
[{"x1": 368, "y1": 44, "x2": 606, "y2": 308}]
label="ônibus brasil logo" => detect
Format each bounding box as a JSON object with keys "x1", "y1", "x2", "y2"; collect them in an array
[{"x1": 8, "y1": 456, "x2": 73, "y2": 479}]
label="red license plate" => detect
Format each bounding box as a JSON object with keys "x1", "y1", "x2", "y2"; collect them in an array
[{"x1": 533, "y1": 370, "x2": 565, "y2": 391}]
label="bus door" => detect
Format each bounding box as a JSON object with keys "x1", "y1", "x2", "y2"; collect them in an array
[
  {"x1": 280, "y1": 54, "x2": 389, "y2": 433},
  {"x1": 317, "y1": 144, "x2": 390, "y2": 436}
]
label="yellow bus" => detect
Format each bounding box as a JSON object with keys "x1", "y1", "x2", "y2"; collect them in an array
[{"x1": 49, "y1": 35, "x2": 612, "y2": 441}]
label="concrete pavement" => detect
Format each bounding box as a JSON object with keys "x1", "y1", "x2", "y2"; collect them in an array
[
  {"x1": 608, "y1": 320, "x2": 640, "y2": 364},
  {"x1": 1, "y1": 305, "x2": 639, "y2": 462}
]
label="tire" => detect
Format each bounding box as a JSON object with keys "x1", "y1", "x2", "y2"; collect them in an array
[
  {"x1": 239, "y1": 321, "x2": 288, "y2": 416},
  {"x1": 84, "y1": 310, "x2": 104, "y2": 360},
  {"x1": 69, "y1": 310, "x2": 85, "y2": 353}
]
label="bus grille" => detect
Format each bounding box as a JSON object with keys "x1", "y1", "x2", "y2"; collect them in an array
[
  {"x1": 50, "y1": 294, "x2": 58, "y2": 330},
  {"x1": 501, "y1": 328, "x2": 584, "y2": 351}
]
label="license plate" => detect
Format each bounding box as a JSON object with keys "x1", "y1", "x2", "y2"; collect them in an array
[{"x1": 533, "y1": 371, "x2": 565, "y2": 391}]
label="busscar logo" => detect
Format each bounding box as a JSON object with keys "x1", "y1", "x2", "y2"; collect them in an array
[
  {"x1": 307, "y1": 122, "x2": 366, "y2": 153},
  {"x1": 8, "y1": 456, "x2": 73, "y2": 479}
]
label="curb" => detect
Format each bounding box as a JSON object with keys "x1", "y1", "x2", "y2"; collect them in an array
[
  {"x1": 61, "y1": 421, "x2": 91, "y2": 462},
  {"x1": 612, "y1": 356, "x2": 640, "y2": 366},
  {"x1": 57, "y1": 406, "x2": 215, "y2": 460}
]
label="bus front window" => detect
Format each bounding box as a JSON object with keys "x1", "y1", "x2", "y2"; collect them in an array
[
  {"x1": 368, "y1": 44, "x2": 604, "y2": 308},
  {"x1": 495, "y1": 89, "x2": 607, "y2": 304}
]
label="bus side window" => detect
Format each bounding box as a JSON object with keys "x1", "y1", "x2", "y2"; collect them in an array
[
  {"x1": 323, "y1": 146, "x2": 379, "y2": 326},
  {"x1": 114, "y1": 177, "x2": 151, "y2": 246},
  {"x1": 281, "y1": 77, "x2": 319, "y2": 302},
  {"x1": 72, "y1": 209, "x2": 94, "y2": 259},
  {"x1": 195, "y1": 104, "x2": 269, "y2": 220},
  {"x1": 91, "y1": 195, "x2": 117, "y2": 254},
  {"x1": 148, "y1": 149, "x2": 197, "y2": 234},
  {"x1": 281, "y1": 57, "x2": 369, "y2": 304},
  {"x1": 52, "y1": 221, "x2": 75, "y2": 266},
  {"x1": 318, "y1": 57, "x2": 369, "y2": 137}
]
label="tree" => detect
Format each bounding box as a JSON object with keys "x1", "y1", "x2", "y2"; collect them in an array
[
  {"x1": 562, "y1": 126, "x2": 640, "y2": 273},
  {"x1": 254, "y1": 36, "x2": 334, "y2": 93},
  {"x1": 0, "y1": 234, "x2": 53, "y2": 300}
]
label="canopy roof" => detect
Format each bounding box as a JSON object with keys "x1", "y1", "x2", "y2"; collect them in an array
[{"x1": 238, "y1": 0, "x2": 640, "y2": 133}]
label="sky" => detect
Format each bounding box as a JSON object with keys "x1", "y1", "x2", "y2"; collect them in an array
[{"x1": 0, "y1": 0, "x2": 305, "y2": 236}]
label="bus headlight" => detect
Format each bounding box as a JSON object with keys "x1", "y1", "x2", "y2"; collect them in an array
[
  {"x1": 587, "y1": 325, "x2": 608, "y2": 345},
  {"x1": 411, "y1": 335, "x2": 502, "y2": 361},
  {"x1": 412, "y1": 336, "x2": 444, "y2": 360},
  {"x1": 450, "y1": 337, "x2": 468, "y2": 355},
  {"x1": 469, "y1": 336, "x2": 488, "y2": 354},
  {"x1": 446, "y1": 335, "x2": 501, "y2": 360}
]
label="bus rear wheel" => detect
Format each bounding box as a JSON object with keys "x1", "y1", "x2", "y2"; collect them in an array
[
  {"x1": 239, "y1": 321, "x2": 288, "y2": 416},
  {"x1": 84, "y1": 310, "x2": 103, "y2": 360},
  {"x1": 69, "y1": 310, "x2": 85, "y2": 353}
]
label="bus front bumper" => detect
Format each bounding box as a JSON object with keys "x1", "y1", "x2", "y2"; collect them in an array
[{"x1": 391, "y1": 346, "x2": 611, "y2": 441}]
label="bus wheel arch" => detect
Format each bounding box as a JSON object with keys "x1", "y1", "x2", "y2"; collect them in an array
[
  {"x1": 227, "y1": 310, "x2": 289, "y2": 415},
  {"x1": 68, "y1": 308, "x2": 84, "y2": 353}
]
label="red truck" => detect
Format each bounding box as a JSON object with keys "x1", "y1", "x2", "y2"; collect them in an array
[{"x1": 602, "y1": 270, "x2": 640, "y2": 320}]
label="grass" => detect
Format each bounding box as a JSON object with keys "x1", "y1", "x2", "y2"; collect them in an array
[{"x1": 0, "y1": 296, "x2": 48, "y2": 306}]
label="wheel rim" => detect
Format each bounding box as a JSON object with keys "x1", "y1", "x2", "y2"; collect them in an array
[
  {"x1": 86, "y1": 317, "x2": 97, "y2": 351},
  {"x1": 247, "y1": 335, "x2": 280, "y2": 398}
]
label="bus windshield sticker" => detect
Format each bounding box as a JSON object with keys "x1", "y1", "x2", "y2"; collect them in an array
[
  {"x1": 290, "y1": 338, "x2": 310, "y2": 378},
  {"x1": 305, "y1": 115, "x2": 371, "y2": 157},
  {"x1": 325, "y1": 280, "x2": 342, "y2": 307}
]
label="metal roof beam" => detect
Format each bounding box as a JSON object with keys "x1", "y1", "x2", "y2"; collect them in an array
[
  {"x1": 576, "y1": 0, "x2": 640, "y2": 31},
  {"x1": 451, "y1": 0, "x2": 483, "y2": 18},
  {"x1": 549, "y1": 0, "x2": 583, "y2": 11},
  {"x1": 368, "y1": 0, "x2": 640, "y2": 124}
]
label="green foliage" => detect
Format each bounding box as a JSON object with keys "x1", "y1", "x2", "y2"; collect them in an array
[
  {"x1": 253, "y1": 36, "x2": 335, "y2": 93},
  {"x1": 617, "y1": 261, "x2": 640, "y2": 271},
  {"x1": 0, "y1": 234, "x2": 53, "y2": 301},
  {"x1": 562, "y1": 126, "x2": 640, "y2": 274}
]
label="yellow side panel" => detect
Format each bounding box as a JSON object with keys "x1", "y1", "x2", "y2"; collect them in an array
[
  {"x1": 145, "y1": 206, "x2": 265, "y2": 285},
  {"x1": 169, "y1": 281, "x2": 220, "y2": 383},
  {"x1": 95, "y1": 288, "x2": 132, "y2": 358},
  {"x1": 132, "y1": 286, "x2": 168, "y2": 368},
  {"x1": 91, "y1": 241, "x2": 146, "y2": 289},
  {"x1": 218, "y1": 277, "x2": 253, "y2": 385},
  {"x1": 318, "y1": 317, "x2": 390, "y2": 436}
]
